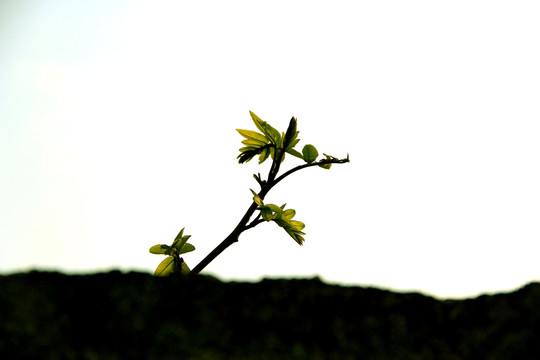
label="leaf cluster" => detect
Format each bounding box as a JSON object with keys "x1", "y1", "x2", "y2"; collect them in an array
[
  {"x1": 237, "y1": 111, "x2": 335, "y2": 170},
  {"x1": 251, "y1": 190, "x2": 305, "y2": 245},
  {"x1": 149, "y1": 228, "x2": 195, "y2": 276}
]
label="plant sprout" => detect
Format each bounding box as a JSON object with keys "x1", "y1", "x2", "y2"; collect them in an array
[{"x1": 150, "y1": 111, "x2": 349, "y2": 276}]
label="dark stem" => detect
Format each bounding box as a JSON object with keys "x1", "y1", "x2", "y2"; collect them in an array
[
  {"x1": 189, "y1": 153, "x2": 349, "y2": 275},
  {"x1": 245, "y1": 212, "x2": 263, "y2": 230},
  {"x1": 190, "y1": 201, "x2": 259, "y2": 275},
  {"x1": 273, "y1": 155, "x2": 350, "y2": 188},
  {"x1": 244, "y1": 217, "x2": 265, "y2": 231}
]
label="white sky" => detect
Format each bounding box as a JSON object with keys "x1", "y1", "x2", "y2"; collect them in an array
[{"x1": 1, "y1": 1, "x2": 539, "y2": 299}]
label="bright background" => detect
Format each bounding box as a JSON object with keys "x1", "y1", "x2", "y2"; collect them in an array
[{"x1": 1, "y1": 1, "x2": 539, "y2": 299}]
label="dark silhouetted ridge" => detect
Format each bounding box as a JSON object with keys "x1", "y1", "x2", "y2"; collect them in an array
[{"x1": 1, "y1": 271, "x2": 539, "y2": 359}]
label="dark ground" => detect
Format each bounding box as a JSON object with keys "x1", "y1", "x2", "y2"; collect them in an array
[{"x1": 1, "y1": 271, "x2": 539, "y2": 359}]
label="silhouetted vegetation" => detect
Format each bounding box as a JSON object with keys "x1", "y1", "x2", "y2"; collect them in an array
[{"x1": 1, "y1": 271, "x2": 539, "y2": 359}]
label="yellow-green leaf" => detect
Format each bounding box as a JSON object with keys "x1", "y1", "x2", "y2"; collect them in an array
[
  {"x1": 261, "y1": 207, "x2": 274, "y2": 221},
  {"x1": 171, "y1": 228, "x2": 185, "y2": 248},
  {"x1": 258, "y1": 147, "x2": 270, "y2": 163},
  {"x1": 239, "y1": 146, "x2": 257, "y2": 152},
  {"x1": 249, "y1": 111, "x2": 281, "y2": 146},
  {"x1": 287, "y1": 148, "x2": 304, "y2": 160},
  {"x1": 290, "y1": 220, "x2": 305, "y2": 231},
  {"x1": 173, "y1": 235, "x2": 191, "y2": 252},
  {"x1": 264, "y1": 123, "x2": 282, "y2": 147},
  {"x1": 154, "y1": 256, "x2": 175, "y2": 276},
  {"x1": 282, "y1": 209, "x2": 296, "y2": 221},
  {"x1": 180, "y1": 261, "x2": 190, "y2": 274},
  {"x1": 251, "y1": 189, "x2": 264, "y2": 207},
  {"x1": 149, "y1": 244, "x2": 171, "y2": 255},
  {"x1": 178, "y1": 243, "x2": 195, "y2": 255},
  {"x1": 283, "y1": 117, "x2": 298, "y2": 150},
  {"x1": 318, "y1": 163, "x2": 332, "y2": 170},
  {"x1": 265, "y1": 204, "x2": 283, "y2": 213},
  {"x1": 237, "y1": 129, "x2": 268, "y2": 143},
  {"x1": 249, "y1": 111, "x2": 266, "y2": 133},
  {"x1": 302, "y1": 144, "x2": 318, "y2": 163},
  {"x1": 242, "y1": 139, "x2": 267, "y2": 147}
]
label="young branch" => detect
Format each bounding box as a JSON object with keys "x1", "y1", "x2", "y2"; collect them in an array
[
  {"x1": 189, "y1": 154, "x2": 349, "y2": 275},
  {"x1": 273, "y1": 154, "x2": 350, "y2": 189},
  {"x1": 245, "y1": 213, "x2": 264, "y2": 230},
  {"x1": 244, "y1": 218, "x2": 266, "y2": 231},
  {"x1": 190, "y1": 201, "x2": 259, "y2": 275},
  {"x1": 150, "y1": 112, "x2": 350, "y2": 278}
]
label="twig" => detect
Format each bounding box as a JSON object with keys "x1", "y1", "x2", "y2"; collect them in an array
[{"x1": 190, "y1": 155, "x2": 349, "y2": 275}]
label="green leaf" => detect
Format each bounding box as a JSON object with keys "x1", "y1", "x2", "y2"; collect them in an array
[
  {"x1": 170, "y1": 256, "x2": 189, "y2": 274},
  {"x1": 261, "y1": 207, "x2": 274, "y2": 221},
  {"x1": 173, "y1": 235, "x2": 191, "y2": 252},
  {"x1": 269, "y1": 146, "x2": 276, "y2": 160},
  {"x1": 265, "y1": 204, "x2": 283, "y2": 213},
  {"x1": 290, "y1": 220, "x2": 305, "y2": 231},
  {"x1": 317, "y1": 153, "x2": 336, "y2": 169},
  {"x1": 283, "y1": 117, "x2": 299, "y2": 150},
  {"x1": 171, "y1": 236, "x2": 183, "y2": 250},
  {"x1": 318, "y1": 163, "x2": 332, "y2": 169},
  {"x1": 270, "y1": 203, "x2": 307, "y2": 246},
  {"x1": 288, "y1": 138, "x2": 300, "y2": 150},
  {"x1": 275, "y1": 219, "x2": 305, "y2": 246},
  {"x1": 172, "y1": 228, "x2": 191, "y2": 251},
  {"x1": 178, "y1": 243, "x2": 195, "y2": 254},
  {"x1": 237, "y1": 143, "x2": 273, "y2": 164},
  {"x1": 238, "y1": 112, "x2": 282, "y2": 164},
  {"x1": 237, "y1": 129, "x2": 268, "y2": 143},
  {"x1": 258, "y1": 147, "x2": 270, "y2": 163},
  {"x1": 302, "y1": 144, "x2": 319, "y2": 163},
  {"x1": 238, "y1": 146, "x2": 258, "y2": 152},
  {"x1": 242, "y1": 139, "x2": 267, "y2": 147},
  {"x1": 282, "y1": 209, "x2": 296, "y2": 221},
  {"x1": 251, "y1": 189, "x2": 263, "y2": 206},
  {"x1": 249, "y1": 111, "x2": 281, "y2": 146},
  {"x1": 249, "y1": 111, "x2": 266, "y2": 133},
  {"x1": 273, "y1": 217, "x2": 288, "y2": 228},
  {"x1": 171, "y1": 228, "x2": 185, "y2": 245},
  {"x1": 286, "y1": 148, "x2": 304, "y2": 160},
  {"x1": 265, "y1": 124, "x2": 282, "y2": 147},
  {"x1": 180, "y1": 261, "x2": 190, "y2": 274},
  {"x1": 149, "y1": 244, "x2": 171, "y2": 255},
  {"x1": 154, "y1": 256, "x2": 175, "y2": 276},
  {"x1": 289, "y1": 231, "x2": 305, "y2": 246},
  {"x1": 237, "y1": 148, "x2": 260, "y2": 163}
]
